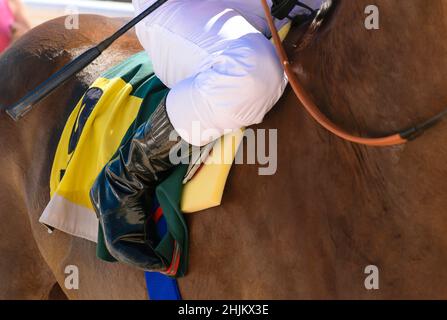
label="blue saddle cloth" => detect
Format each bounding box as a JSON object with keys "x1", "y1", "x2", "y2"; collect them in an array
[{"x1": 145, "y1": 199, "x2": 182, "y2": 300}]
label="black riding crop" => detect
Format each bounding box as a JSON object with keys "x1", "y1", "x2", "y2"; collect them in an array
[{"x1": 6, "y1": 0, "x2": 168, "y2": 121}]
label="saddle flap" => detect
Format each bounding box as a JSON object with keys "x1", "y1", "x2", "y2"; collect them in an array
[{"x1": 181, "y1": 129, "x2": 245, "y2": 213}]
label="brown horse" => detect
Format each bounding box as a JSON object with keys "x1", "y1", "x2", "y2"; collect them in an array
[{"x1": 1, "y1": 0, "x2": 447, "y2": 299}]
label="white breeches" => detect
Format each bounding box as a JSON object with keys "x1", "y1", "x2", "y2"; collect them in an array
[{"x1": 133, "y1": 0, "x2": 323, "y2": 146}]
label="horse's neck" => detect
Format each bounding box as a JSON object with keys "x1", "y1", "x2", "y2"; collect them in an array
[
  {"x1": 273, "y1": 0, "x2": 447, "y2": 219},
  {"x1": 291, "y1": 0, "x2": 447, "y2": 138}
]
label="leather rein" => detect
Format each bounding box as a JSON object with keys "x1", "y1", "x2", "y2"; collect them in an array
[{"x1": 261, "y1": 0, "x2": 447, "y2": 147}]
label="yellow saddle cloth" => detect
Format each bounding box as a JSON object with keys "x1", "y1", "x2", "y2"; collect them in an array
[{"x1": 38, "y1": 55, "x2": 243, "y2": 242}]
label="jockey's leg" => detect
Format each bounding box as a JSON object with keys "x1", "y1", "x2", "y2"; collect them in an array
[
  {"x1": 89, "y1": 0, "x2": 316, "y2": 270},
  {"x1": 134, "y1": 0, "x2": 289, "y2": 144},
  {"x1": 90, "y1": 98, "x2": 188, "y2": 271},
  {"x1": 165, "y1": 32, "x2": 287, "y2": 146}
]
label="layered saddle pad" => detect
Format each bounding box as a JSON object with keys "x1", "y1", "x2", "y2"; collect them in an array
[
  {"x1": 38, "y1": 50, "x2": 246, "y2": 276},
  {"x1": 39, "y1": 23, "x2": 291, "y2": 277}
]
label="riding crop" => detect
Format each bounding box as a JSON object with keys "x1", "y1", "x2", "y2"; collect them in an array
[{"x1": 6, "y1": 0, "x2": 168, "y2": 121}]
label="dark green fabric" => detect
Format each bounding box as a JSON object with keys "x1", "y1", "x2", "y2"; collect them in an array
[
  {"x1": 156, "y1": 165, "x2": 189, "y2": 276},
  {"x1": 96, "y1": 224, "x2": 115, "y2": 262},
  {"x1": 102, "y1": 51, "x2": 154, "y2": 97},
  {"x1": 94, "y1": 52, "x2": 189, "y2": 277}
]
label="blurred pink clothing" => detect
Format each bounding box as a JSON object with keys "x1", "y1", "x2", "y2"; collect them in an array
[{"x1": 0, "y1": 0, "x2": 14, "y2": 53}]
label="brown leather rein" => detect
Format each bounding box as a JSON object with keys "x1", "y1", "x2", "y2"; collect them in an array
[{"x1": 261, "y1": 0, "x2": 447, "y2": 147}]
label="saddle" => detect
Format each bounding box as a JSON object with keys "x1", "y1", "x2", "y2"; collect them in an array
[{"x1": 39, "y1": 22, "x2": 292, "y2": 277}]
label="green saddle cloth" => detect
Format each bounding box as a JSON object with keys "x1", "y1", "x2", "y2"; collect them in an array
[{"x1": 96, "y1": 52, "x2": 189, "y2": 277}]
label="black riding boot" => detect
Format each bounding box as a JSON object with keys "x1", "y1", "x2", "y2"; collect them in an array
[{"x1": 90, "y1": 97, "x2": 190, "y2": 271}]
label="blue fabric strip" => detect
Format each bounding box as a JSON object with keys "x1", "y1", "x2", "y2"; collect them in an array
[
  {"x1": 145, "y1": 202, "x2": 182, "y2": 300},
  {"x1": 145, "y1": 271, "x2": 182, "y2": 300}
]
